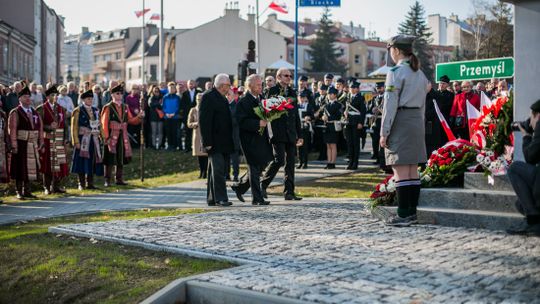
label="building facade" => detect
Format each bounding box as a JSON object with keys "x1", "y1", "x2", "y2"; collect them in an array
[
  {"x1": 173, "y1": 6, "x2": 287, "y2": 81},
  {"x1": 0, "y1": 20, "x2": 35, "y2": 85},
  {"x1": 0, "y1": 0, "x2": 64, "y2": 84},
  {"x1": 125, "y1": 34, "x2": 160, "y2": 88},
  {"x1": 61, "y1": 27, "x2": 94, "y2": 84}
]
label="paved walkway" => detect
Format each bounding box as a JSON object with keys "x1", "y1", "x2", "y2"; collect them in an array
[
  {"x1": 0, "y1": 156, "x2": 375, "y2": 225},
  {"x1": 51, "y1": 202, "x2": 540, "y2": 304}
]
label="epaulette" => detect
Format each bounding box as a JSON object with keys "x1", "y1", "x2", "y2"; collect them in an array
[{"x1": 390, "y1": 66, "x2": 400, "y2": 72}]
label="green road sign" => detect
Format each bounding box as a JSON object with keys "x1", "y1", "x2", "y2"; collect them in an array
[{"x1": 435, "y1": 57, "x2": 514, "y2": 82}]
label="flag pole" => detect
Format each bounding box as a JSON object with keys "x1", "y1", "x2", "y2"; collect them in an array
[
  {"x1": 255, "y1": 0, "x2": 260, "y2": 73},
  {"x1": 140, "y1": 0, "x2": 146, "y2": 182},
  {"x1": 294, "y1": 0, "x2": 299, "y2": 87},
  {"x1": 159, "y1": 0, "x2": 164, "y2": 83}
]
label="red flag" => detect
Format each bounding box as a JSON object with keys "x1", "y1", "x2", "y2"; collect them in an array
[
  {"x1": 466, "y1": 99, "x2": 481, "y2": 139},
  {"x1": 433, "y1": 99, "x2": 456, "y2": 141},
  {"x1": 135, "y1": 8, "x2": 151, "y2": 18},
  {"x1": 150, "y1": 13, "x2": 160, "y2": 20},
  {"x1": 269, "y1": 1, "x2": 288, "y2": 14}
]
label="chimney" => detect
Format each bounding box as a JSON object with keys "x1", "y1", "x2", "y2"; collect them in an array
[
  {"x1": 247, "y1": 5, "x2": 255, "y2": 24},
  {"x1": 449, "y1": 14, "x2": 458, "y2": 22},
  {"x1": 303, "y1": 18, "x2": 312, "y2": 24},
  {"x1": 224, "y1": 1, "x2": 239, "y2": 18}
]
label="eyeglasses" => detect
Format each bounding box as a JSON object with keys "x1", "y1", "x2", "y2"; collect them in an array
[
  {"x1": 114, "y1": 92, "x2": 123, "y2": 95},
  {"x1": 281, "y1": 75, "x2": 292, "y2": 78}
]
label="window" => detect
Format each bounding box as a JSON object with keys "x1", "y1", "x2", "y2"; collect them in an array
[
  {"x1": 94, "y1": 55, "x2": 99, "y2": 63},
  {"x1": 150, "y1": 64, "x2": 157, "y2": 81},
  {"x1": 115, "y1": 52, "x2": 121, "y2": 60},
  {"x1": 340, "y1": 48, "x2": 345, "y2": 56},
  {"x1": 304, "y1": 51, "x2": 311, "y2": 61},
  {"x1": 114, "y1": 70, "x2": 121, "y2": 80},
  {"x1": 128, "y1": 67, "x2": 132, "y2": 80},
  {"x1": 354, "y1": 54, "x2": 361, "y2": 64},
  {"x1": 354, "y1": 73, "x2": 359, "y2": 77},
  {"x1": 367, "y1": 50, "x2": 373, "y2": 61},
  {"x1": 103, "y1": 54, "x2": 112, "y2": 61}
]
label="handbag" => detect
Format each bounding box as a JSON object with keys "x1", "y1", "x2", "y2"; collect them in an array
[
  {"x1": 455, "y1": 115, "x2": 464, "y2": 128},
  {"x1": 156, "y1": 108, "x2": 165, "y2": 119}
]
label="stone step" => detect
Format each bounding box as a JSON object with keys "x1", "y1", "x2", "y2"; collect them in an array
[
  {"x1": 417, "y1": 207, "x2": 526, "y2": 231},
  {"x1": 419, "y1": 187, "x2": 518, "y2": 213},
  {"x1": 464, "y1": 172, "x2": 513, "y2": 192}
]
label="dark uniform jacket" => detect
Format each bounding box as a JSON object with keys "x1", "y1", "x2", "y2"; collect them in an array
[
  {"x1": 264, "y1": 83, "x2": 301, "y2": 144},
  {"x1": 236, "y1": 93, "x2": 273, "y2": 166},
  {"x1": 367, "y1": 94, "x2": 384, "y2": 127},
  {"x1": 199, "y1": 88, "x2": 234, "y2": 154},
  {"x1": 524, "y1": 120, "x2": 540, "y2": 206},
  {"x1": 346, "y1": 93, "x2": 367, "y2": 126}
]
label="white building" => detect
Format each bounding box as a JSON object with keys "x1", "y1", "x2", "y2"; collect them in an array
[
  {"x1": 428, "y1": 14, "x2": 473, "y2": 47},
  {"x1": 174, "y1": 5, "x2": 287, "y2": 80},
  {"x1": 62, "y1": 28, "x2": 94, "y2": 83},
  {"x1": 125, "y1": 34, "x2": 160, "y2": 88}
]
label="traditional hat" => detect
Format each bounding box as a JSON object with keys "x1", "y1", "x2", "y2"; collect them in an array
[
  {"x1": 328, "y1": 87, "x2": 338, "y2": 95},
  {"x1": 530, "y1": 99, "x2": 540, "y2": 112},
  {"x1": 350, "y1": 81, "x2": 360, "y2": 89},
  {"x1": 18, "y1": 86, "x2": 31, "y2": 98},
  {"x1": 80, "y1": 89, "x2": 93, "y2": 100},
  {"x1": 45, "y1": 85, "x2": 58, "y2": 96},
  {"x1": 376, "y1": 81, "x2": 385, "y2": 88},
  {"x1": 111, "y1": 84, "x2": 124, "y2": 94},
  {"x1": 324, "y1": 73, "x2": 334, "y2": 80},
  {"x1": 387, "y1": 34, "x2": 416, "y2": 49},
  {"x1": 439, "y1": 75, "x2": 451, "y2": 84},
  {"x1": 319, "y1": 84, "x2": 329, "y2": 91}
]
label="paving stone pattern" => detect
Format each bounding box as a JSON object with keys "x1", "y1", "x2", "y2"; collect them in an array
[{"x1": 53, "y1": 202, "x2": 540, "y2": 304}]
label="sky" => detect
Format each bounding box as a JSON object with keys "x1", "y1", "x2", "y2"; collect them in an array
[{"x1": 46, "y1": 0, "x2": 489, "y2": 38}]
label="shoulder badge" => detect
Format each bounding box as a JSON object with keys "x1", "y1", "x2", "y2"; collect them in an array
[{"x1": 390, "y1": 66, "x2": 400, "y2": 72}]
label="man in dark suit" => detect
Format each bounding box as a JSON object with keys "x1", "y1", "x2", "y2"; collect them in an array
[
  {"x1": 261, "y1": 68, "x2": 303, "y2": 201},
  {"x1": 367, "y1": 82, "x2": 385, "y2": 163},
  {"x1": 508, "y1": 100, "x2": 540, "y2": 236},
  {"x1": 344, "y1": 81, "x2": 367, "y2": 170},
  {"x1": 181, "y1": 80, "x2": 203, "y2": 152},
  {"x1": 199, "y1": 74, "x2": 234, "y2": 207},
  {"x1": 231, "y1": 74, "x2": 273, "y2": 205}
]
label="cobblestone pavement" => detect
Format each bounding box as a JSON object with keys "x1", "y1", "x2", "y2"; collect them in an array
[
  {"x1": 51, "y1": 202, "x2": 540, "y2": 304},
  {"x1": 0, "y1": 157, "x2": 367, "y2": 225}
]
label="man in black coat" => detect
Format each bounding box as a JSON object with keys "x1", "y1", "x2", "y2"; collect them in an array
[
  {"x1": 425, "y1": 75, "x2": 455, "y2": 155},
  {"x1": 231, "y1": 74, "x2": 273, "y2": 205},
  {"x1": 367, "y1": 82, "x2": 384, "y2": 163},
  {"x1": 199, "y1": 74, "x2": 234, "y2": 206},
  {"x1": 181, "y1": 80, "x2": 203, "y2": 152},
  {"x1": 508, "y1": 99, "x2": 540, "y2": 236},
  {"x1": 261, "y1": 68, "x2": 303, "y2": 201},
  {"x1": 344, "y1": 81, "x2": 366, "y2": 170}
]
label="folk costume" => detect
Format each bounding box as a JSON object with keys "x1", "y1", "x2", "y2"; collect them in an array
[
  {"x1": 8, "y1": 86, "x2": 44, "y2": 199},
  {"x1": 71, "y1": 90, "x2": 104, "y2": 189},
  {"x1": 101, "y1": 84, "x2": 143, "y2": 186},
  {"x1": 36, "y1": 85, "x2": 69, "y2": 194}
]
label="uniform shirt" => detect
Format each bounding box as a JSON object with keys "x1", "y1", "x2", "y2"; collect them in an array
[{"x1": 381, "y1": 59, "x2": 429, "y2": 137}]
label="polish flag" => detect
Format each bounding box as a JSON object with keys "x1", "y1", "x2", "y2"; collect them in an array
[
  {"x1": 480, "y1": 91, "x2": 493, "y2": 111},
  {"x1": 135, "y1": 8, "x2": 151, "y2": 18},
  {"x1": 466, "y1": 99, "x2": 481, "y2": 139},
  {"x1": 433, "y1": 99, "x2": 456, "y2": 141},
  {"x1": 269, "y1": 1, "x2": 288, "y2": 14},
  {"x1": 150, "y1": 13, "x2": 160, "y2": 21}
]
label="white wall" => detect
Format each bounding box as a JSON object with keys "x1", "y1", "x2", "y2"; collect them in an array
[
  {"x1": 175, "y1": 11, "x2": 286, "y2": 80},
  {"x1": 126, "y1": 56, "x2": 159, "y2": 88},
  {"x1": 513, "y1": 1, "x2": 540, "y2": 160}
]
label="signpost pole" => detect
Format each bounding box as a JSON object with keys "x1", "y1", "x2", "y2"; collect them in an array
[{"x1": 294, "y1": 0, "x2": 299, "y2": 88}]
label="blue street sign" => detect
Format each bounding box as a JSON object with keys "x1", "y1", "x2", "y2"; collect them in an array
[{"x1": 299, "y1": 0, "x2": 341, "y2": 6}]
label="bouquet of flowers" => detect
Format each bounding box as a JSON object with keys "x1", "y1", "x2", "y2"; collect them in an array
[
  {"x1": 474, "y1": 146, "x2": 512, "y2": 177},
  {"x1": 471, "y1": 94, "x2": 513, "y2": 156},
  {"x1": 254, "y1": 96, "x2": 294, "y2": 135},
  {"x1": 368, "y1": 175, "x2": 396, "y2": 209},
  {"x1": 422, "y1": 139, "x2": 477, "y2": 187}
]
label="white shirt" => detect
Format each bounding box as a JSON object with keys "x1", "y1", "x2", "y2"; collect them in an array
[{"x1": 189, "y1": 89, "x2": 195, "y2": 102}]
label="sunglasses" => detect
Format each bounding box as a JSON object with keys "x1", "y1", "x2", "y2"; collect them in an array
[{"x1": 281, "y1": 75, "x2": 292, "y2": 78}]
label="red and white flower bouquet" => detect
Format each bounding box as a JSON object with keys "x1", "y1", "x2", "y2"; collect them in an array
[{"x1": 254, "y1": 96, "x2": 294, "y2": 135}]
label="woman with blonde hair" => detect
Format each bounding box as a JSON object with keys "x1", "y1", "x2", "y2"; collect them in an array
[{"x1": 187, "y1": 93, "x2": 208, "y2": 178}]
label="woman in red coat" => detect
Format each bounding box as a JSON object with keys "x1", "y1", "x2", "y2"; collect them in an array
[{"x1": 450, "y1": 81, "x2": 480, "y2": 140}]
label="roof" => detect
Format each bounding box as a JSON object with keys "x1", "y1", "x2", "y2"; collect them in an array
[
  {"x1": 361, "y1": 39, "x2": 387, "y2": 48},
  {"x1": 126, "y1": 34, "x2": 160, "y2": 59},
  {"x1": 431, "y1": 45, "x2": 455, "y2": 52},
  {"x1": 91, "y1": 28, "x2": 129, "y2": 43}
]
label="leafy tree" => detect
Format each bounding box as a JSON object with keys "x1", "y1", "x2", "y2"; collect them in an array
[
  {"x1": 307, "y1": 7, "x2": 347, "y2": 74},
  {"x1": 398, "y1": 1, "x2": 434, "y2": 81}
]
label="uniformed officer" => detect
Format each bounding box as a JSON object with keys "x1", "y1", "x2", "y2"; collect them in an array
[
  {"x1": 380, "y1": 34, "x2": 431, "y2": 227},
  {"x1": 298, "y1": 75, "x2": 314, "y2": 107},
  {"x1": 367, "y1": 82, "x2": 385, "y2": 163},
  {"x1": 344, "y1": 81, "x2": 366, "y2": 170},
  {"x1": 297, "y1": 90, "x2": 315, "y2": 169},
  {"x1": 322, "y1": 87, "x2": 344, "y2": 169},
  {"x1": 335, "y1": 77, "x2": 348, "y2": 104},
  {"x1": 314, "y1": 84, "x2": 328, "y2": 161},
  {"x1": 323, "y1": 73, "x2": 334, "y2": 88}
]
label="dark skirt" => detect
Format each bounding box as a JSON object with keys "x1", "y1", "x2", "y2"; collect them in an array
[
  {"x1": 71, "y1": 137, "x2": 104, "y2": 176},
  {"x1": 103, "y1": 133, "x2": 132, "y2": 166},
  {"x1": 324, "y1": 123, "x2": 340, "y2": 144}
]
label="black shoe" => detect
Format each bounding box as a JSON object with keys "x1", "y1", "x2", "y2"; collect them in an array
[
  {"x1": 302, "y1": 164, "x2": 308, "y2": 169},
  {"x1": 207, "y1": 201, "x2": 216, "y2": 206},
  {"x1": 23, "y1": 192, "x2": 38, "y2": 199},
  {"x1": 231, "y1": 185, "x2": 245, "y2": 202},
  {"x1": 261, "y1": 187, "x2": 268, "y2": 199},
  {"x1": 324, "y1": 164, "x2": 330, "y2": 169},
  {"x1": 252, "y1": 200, "x2": 270, "y2": 205},
  {"x1": 86, "y1": 185, "x2": 99, "y2": 190},
  {"x1": 217, "y1": 201, "x2": 233, "y2": 207},
  {"x1": 284, "y1": 194, "x2": 302, "y2": 201},
  {"x1": 116, "y1": 181, "x2": 128, "y2": 186},
  {"x1": 507, "y1": 223, "x2": 540, "y2": 236},
  {"x1": 297, "y1": 163, "x2": 303, "y2": 169}
]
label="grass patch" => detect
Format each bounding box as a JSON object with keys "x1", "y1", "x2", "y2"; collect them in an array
[
  {"x1": 268, "y1": 166, "x2": 388, "y2": 198},
  {"x1": 2, "y1": 148, "x2": 200, "y2": 203},
  {"x1": 0, "y1": 208, "x2": 233, "y2": 304}
]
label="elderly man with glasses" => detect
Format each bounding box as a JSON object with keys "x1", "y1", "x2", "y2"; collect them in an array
[
  {"x1": 261, "y1": 68, "x2": 303, "y2": 201},
  {"x1": 100, "y1": 84, "x2": 144, "y2": 187}
]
